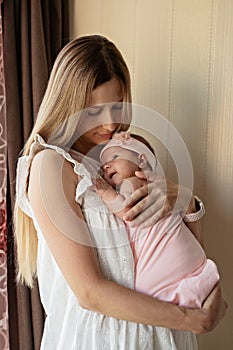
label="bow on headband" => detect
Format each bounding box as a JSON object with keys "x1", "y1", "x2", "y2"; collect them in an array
[{"x1": 100, "y1": 132, "x2": 157, "y2": 170}]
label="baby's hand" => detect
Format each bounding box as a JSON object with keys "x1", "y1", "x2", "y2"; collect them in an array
[{"x1": 93, "y1": 177, "x2": 111, "y2": 197}]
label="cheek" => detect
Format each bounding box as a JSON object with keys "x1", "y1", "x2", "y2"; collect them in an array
[
  {"x1": 78, "y1": 117, "x2": 103, "y2": 136},
  {"x1": 122, "y1": 163, "x2": 138, "y2": 176}
]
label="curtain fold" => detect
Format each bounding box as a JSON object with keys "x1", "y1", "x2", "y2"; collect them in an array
[
  {"x1": 3, "y1": 1, "x2": 69, "y2": 349},
  {"x1": 0, "y1": 2, "x2": 9, "y2": 349}
]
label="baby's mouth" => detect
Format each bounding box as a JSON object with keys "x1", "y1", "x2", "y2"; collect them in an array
[{"x1": 109, "y1": 172, "x2": 117, "y2": 179}]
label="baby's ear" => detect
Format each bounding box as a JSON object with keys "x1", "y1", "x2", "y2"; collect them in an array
[{"x1": 138, "y1": 154, "x2": 148, "y2": 169}]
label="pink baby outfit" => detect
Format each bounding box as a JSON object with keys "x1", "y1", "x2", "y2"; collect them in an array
[{"x1": 127, "y1": 213, "x2": 219, "y2": 308}]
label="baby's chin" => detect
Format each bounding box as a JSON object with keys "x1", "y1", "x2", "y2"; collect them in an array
[{"x1": 102, "y1": 176, "x2": 118, "y2": 189}]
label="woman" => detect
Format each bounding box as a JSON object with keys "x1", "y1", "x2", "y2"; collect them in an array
[{"x1": 15, "y1": 35, "x2": 226, "y2": 349}]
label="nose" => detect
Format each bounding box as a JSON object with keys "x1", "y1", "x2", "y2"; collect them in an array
[
  {"x1": 103, "y1": 123, "x2": 117, "y2": 132},
  {"x1": 103, "y1": 162, "x2": 111, "y2": 172},
  {"x1": 102, "y1": 109, "x2": 120, "y2": 132}
]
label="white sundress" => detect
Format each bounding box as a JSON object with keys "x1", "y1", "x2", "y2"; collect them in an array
[{"x1": 16, "y1": 134, "x2": 198, "y2": 350}]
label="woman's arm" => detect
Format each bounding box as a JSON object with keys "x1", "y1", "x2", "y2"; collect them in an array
[{"x1": 28, "y1": 150, "x2": 227, "y2": 333}]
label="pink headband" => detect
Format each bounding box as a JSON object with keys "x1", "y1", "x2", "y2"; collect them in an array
[{"x1": 100, "y1": 132, "x2": 157, "y2": 170}]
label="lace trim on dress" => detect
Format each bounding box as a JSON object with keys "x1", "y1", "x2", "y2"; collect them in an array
[{"x1": 16, "y1": 134, "x2": 93, "y2": 216}]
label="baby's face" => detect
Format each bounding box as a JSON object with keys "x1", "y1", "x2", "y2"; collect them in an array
[{"x1": 101, "y1": 146, "x2": 140, "y2": 187}]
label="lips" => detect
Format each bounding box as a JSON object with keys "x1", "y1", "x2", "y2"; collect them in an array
[
  {"x1": 98, "y1": 133, "x2": 114, "y2": 140},
  {"x1": 109, "y1": 172, "x2": 116, "y2": 179},
  {"x1": 104, "y1": 169, "x2": 116, "y2": 179}
]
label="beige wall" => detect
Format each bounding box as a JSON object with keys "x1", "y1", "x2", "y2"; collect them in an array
[{"x1": 69, "y1": 1, "x2": 233, "y2": 348}]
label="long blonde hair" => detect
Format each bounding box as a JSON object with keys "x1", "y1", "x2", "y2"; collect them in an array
[{"x1": 14, "y1": 35, "x2": 132, "y2": 287}]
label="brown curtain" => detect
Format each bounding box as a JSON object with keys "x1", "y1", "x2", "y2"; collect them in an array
[
  {"x1": 2, "y1": 1, "x2": 69, "y2": 349},
  {"x1": 0, "y1": 1, "x2": 9, "y2": 349}
]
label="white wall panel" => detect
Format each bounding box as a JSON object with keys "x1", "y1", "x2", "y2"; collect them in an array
[
  {"x1": 69, "y1": 0, "x2": 136, "y2": 82},
  {"x1": 199, "y1": 1, "x2": 233, "y2": 348},
  {"x1": 166, "y1": 0, "x2": 213, "y2": 193}
]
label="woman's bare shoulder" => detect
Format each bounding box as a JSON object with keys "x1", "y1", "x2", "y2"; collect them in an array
[
  {"x1": 30, "y1": 148, "x2": 77, "y2": 177},
  {"x1": 28, "y1": 148, "x2": 79, "y2": 200}
]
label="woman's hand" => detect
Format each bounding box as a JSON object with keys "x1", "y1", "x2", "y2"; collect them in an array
[
  {"x1": 123, "y1": 171, "x2": 194, "y2": 227},
  {"x1": 184, "y1": 284, "x2": 228, "y2": 334}
]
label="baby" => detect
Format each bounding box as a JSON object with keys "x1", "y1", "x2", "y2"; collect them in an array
[{"x1": 96, "y1": 131, "x2": 220, "y2": 308}]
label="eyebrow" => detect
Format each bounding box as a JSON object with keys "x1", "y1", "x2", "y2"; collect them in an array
[
  {"x1": 89, "y1": 105, "x2": 103, "y2": 109},
  {"x1": 89, "y1": 99, "x2": 123, "y2": 108}
]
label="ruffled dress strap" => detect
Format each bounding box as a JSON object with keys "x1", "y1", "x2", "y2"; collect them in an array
[{"x1": 16, "y1": 134, "x2": 93, "y2": 216}]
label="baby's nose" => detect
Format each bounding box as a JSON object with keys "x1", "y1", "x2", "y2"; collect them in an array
[{"x1": 103, "y1": 162, "x2": 111, "y2": 171}]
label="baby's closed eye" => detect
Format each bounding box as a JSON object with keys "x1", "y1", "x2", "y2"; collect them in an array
[{"x1": 112, "y1": 154, "x2": 119, "y2": 160}]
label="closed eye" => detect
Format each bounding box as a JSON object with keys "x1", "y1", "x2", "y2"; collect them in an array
[
  {"x1": 112, "y1": 154, "x2": 119, "y2": 160},
  {"x1": 111, "y1": 102, "x2": 123, "y2": 111},
  {"x1": 88, "y1": 107, "x2": 103, "y2": 116}
]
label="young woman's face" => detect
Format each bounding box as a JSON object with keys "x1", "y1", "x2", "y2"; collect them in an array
[
  {"x1": 75, "y1": 78, "x2": 125, "y2": 154},
  {"x1": 101, "y1": 146, "x2": 140, "y2": 187}
]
